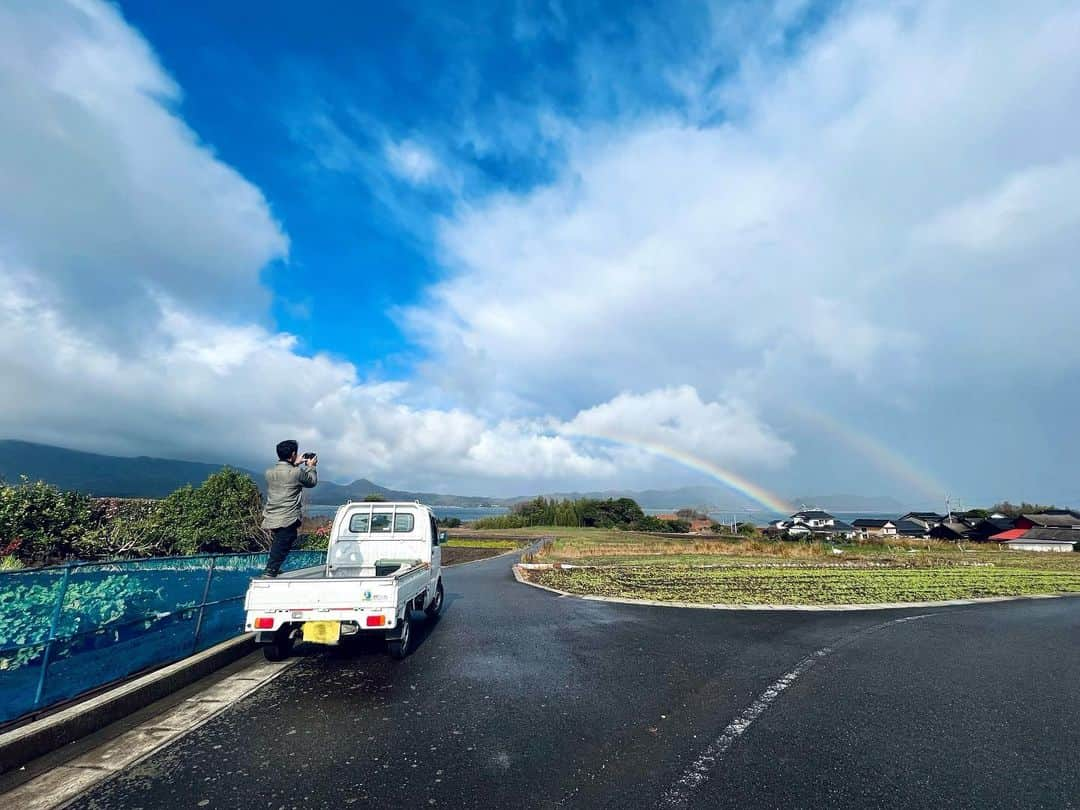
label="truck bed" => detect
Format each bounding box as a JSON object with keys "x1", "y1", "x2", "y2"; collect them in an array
[{"x1": 245, "y1": 562, "x2": 429, "y2": 613}]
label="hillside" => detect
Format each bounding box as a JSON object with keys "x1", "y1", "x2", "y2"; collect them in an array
[
  {"x1": 1, "y1": 440, "x2": 912, "y2": 513},
  {"x1": 308, "y1": 478, "x2": 502, "y2": 507},
  {"x1": 0, "y1": 440, "x2": 258, "y2": 499},
  {"x1": 516, "y1": 485, "x2": 778, "y2": 512},
  {"x1": 0, "y1": 440, "x2": 503, "y2": 506},
  {"x1": 789, "y1": 494, "x2": 908, "y2": 513}
]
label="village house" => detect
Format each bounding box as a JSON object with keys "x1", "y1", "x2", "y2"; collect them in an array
[
  {"x1": 656, "y1": 511, "x2": 714, "y2": 533},
  {"x1": 1013, "y1": 512, "x2": 1080, "y2": 530},
  {"x1": 929, "y1": 520, "x2": 974, "y2": 541},
  {"x1": 992, "y1": 527, "x2": 1079, "y2": 552},
  {"x1": 897, "y1": 512, "x2": 946, "y2": 531},
  {"x1": 893, "y1": 519, "x2": 931, "y2": 538},
  {"x1": 967, "y1": 516, "x2": 1016, "y2": 542},
  {"x1": 852, "y1": 518, "x2": 897, "y2": 538},
  {"x1": 774, "y1": 510, "x2": 857, "y2": 539}
]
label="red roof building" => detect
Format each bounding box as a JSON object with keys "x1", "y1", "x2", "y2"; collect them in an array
[{"x1": 989, "y1": 528, "x2": 1025, "y2": 541}]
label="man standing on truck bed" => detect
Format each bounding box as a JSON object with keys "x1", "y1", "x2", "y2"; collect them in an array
[{"x1": 262, "y1": 439, "x2": 318, "y2": 577}]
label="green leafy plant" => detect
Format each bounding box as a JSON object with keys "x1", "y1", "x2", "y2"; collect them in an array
[{"x1": 0, "y1": 478, "x2": 94, "y2": 563}]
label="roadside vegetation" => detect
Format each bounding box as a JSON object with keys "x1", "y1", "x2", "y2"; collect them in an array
[
  {"x1": 497, "y1": 526, "x2": 1080, "y2": 605},
  {"x1": 0, "y1": 471, "x2": 270, "y2": 567},
  {"x1": 472, "y1": 496, "x2": 690, "y2": 532}
]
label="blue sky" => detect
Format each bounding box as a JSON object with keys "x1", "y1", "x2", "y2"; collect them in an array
[
  {"x1": 111, "y1": 0, "x2": 770, "y2": 371},
  {"x1": 2, "y1": 0, "x2": 1079, "y2": 508}
]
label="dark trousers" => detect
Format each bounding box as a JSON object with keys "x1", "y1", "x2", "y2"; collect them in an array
[{"x1": 265, "y1": 521, "x2": 300, "y2": 576}]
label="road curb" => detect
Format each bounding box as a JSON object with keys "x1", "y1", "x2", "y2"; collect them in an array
[
  {"x1": 0, "y1": 634, "x2": 256, "y2": 775},
  {"x1": 511, "y1": 564, "x2": 1080, "y2": 612}
]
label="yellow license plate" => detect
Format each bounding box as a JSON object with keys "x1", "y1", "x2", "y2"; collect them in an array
[{"x1": 302, "y1": 621, "x2": 341, "y2": 645}]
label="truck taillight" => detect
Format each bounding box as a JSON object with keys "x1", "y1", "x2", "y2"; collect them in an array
[
  {"x1": 366, "y1": 615, "x2": 386, "y2": 627},
  {"x1": 255, "y1": 617, "x2": 274, "y2": 629}
]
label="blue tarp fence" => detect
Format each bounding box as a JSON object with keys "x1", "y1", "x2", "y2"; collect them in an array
[{"x1": 0, "y1": 550, "x2": 326, "y2": 725}]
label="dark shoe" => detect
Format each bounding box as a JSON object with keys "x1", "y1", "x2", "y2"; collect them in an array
[{"x1": 263, "y1": 570, "x2": 279, "y2": 578}]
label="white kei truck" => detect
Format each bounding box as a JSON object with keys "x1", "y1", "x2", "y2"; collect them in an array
[{"x1": 243, "y1": 501, "x2": 445, "y2": 661}]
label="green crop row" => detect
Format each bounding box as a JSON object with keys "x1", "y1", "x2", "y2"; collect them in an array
[
  {"x1": 442, "y1": 539, "x2": 521, "y2": 550},
  {"x1": 528, "y1": 565, "x2": 1080, "y2": 605}
]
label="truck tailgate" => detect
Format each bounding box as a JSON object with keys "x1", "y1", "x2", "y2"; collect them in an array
[
  {"x1": 246, "y1": 577, "x2": 394, "y2": 611},
  {"x1": 244, "y1": 565, "x2": 429, "y2": 612}
]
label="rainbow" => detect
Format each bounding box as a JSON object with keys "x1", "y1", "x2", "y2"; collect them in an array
[
  {"x1": 787, "y1": 405, "x2": 947, "y2": 503},
  {"x1": 566, "y1": 429, "x2": 794, "y2": 514}
]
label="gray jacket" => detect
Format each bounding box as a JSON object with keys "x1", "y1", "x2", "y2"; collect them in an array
[{"x1": 262, "y1": 461, "x2": 318, "y2": 529}]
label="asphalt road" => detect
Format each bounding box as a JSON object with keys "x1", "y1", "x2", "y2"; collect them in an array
[{"x1": 72, "y1": 553, "x2": 1079, "y2": 810}]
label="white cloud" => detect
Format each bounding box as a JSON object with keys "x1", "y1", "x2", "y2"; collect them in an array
[
  {"x1": 562, "y1": 386, "x2": 793, "y2": 467},
  {"x1": 0, "y1": 0, "x2": 288, "y2": 336},
  {"x1": 384, "y1": 139, "x2": 442, "y2": 185},
  {"x1": 915, "y1": 157, "x2": 1080, "y2": 254},
  {"x1": 406, "y1": 0, "x2": 1080, "y2": 411},
  {"x1": 5, "y1": 0, "x2": 1080, "y2": 503}
]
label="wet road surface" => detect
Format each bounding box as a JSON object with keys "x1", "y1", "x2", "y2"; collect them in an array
[{"x1": 72, "y1": 554, "x2": 1079, "y2": 809}]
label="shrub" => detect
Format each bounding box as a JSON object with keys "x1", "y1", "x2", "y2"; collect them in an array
[
  {"x1": 299, "y1": 521, "x2": 331, "y2": 550},
  {"x1": 147, "y1": 468, "x2": 267, "y2": 555},
  {"x1": 0, "y1": 478, "x2": 94, "y2": 563},
  {"x1": 75, "y1": 499, "x2": 160, "y2": 560}
]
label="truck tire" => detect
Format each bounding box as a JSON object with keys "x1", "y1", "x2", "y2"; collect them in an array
[
  {"x1": 425, "y1": 579, "x2": 444, "y2": 619},
  {"x1": 388, "y1": 612, "x2": 412, "y2": 660},
  {"x1": 263, "y1": 626, "x2": 294, "y2": 662}
]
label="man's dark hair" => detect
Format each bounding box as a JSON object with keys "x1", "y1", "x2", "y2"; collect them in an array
[{"x1": 276, "y1": 439, "x2": 299, "y2": 462}]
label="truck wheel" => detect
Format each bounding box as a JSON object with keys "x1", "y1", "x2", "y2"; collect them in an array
[
  {"x1": 425, "y1": 579, "x2": 444, "y2": 619},
  {"x1": 263, "y1": 626, "x2": 294, "y2": 662},
  {"x1": 388, "y1": 613, "x2": 412, "y2": 660}
]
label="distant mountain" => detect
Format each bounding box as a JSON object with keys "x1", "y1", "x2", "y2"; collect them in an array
[
  {"x1": 0, "y1": 440, "x2": 259, "y2": 499},
  {"x1": 1, "y1": 440, "x2": 912, "y2": 514},
  {"x1": 0, "y1": 440, "x2": 504, "y2": 507},
  {"x1": 307, "y1": 479, "x2": 502, "y2": 508},
  {"x1": 789, "y1": 494, "x2": 909, "y2": 513},
  {"x1": 514, "y1": 485, "x2": 776, "y2": 512}
]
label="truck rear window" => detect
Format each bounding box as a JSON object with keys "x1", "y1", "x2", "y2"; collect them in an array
[{"x1": 348, "y1": 512, "x2": 415, "y2": 534}]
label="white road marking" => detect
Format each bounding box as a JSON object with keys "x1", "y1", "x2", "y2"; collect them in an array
[{"x1": 661, "y1": 613, "x2": 937, "y2": 809}]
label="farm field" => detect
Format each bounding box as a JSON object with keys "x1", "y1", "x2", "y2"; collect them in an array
[
  {"x1": 525, "y1": 564, "x2": 1080, "y2": 605},
  {"x1": 483, "y1": 527, "x2": 1080, "y2": 605},
  {"x1": 441, "y1": 536, "x2": 522, "y2": 565}
]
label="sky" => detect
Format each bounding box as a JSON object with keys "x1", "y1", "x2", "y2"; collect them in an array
[{"x1": 1, "y1": 0, "x2": 1079, "y2": 509}]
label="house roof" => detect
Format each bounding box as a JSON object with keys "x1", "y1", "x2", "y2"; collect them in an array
[
  {"x1": 901, "y1": 512, "x2": 945, "y2": 521},
  {"x1": 933, "y1": 521, "x2": 972, "y2": 537},
  {"x1": 894, "y1": 519, "x2": 929, "y2": 534},
  {"x1": 853, "y1": 519, "x2": 894, "y2": 528},
  {"x1": 974, "y1": 517, "x2": 1015, "y2": 533},
  {"x1": 1020, "y1": 513, "x2": 1080, "y2": 528},
  {"x1": 1023, "y1": 528, "x2": 1080, "y2": 542},
  {"x1": 990, "y1": 528, "x2": 1026, "y2": 541},
  {"x1": 790, "y1": 521, "x2": 855, "y2": 533}
]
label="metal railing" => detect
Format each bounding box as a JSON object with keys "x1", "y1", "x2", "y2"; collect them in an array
[{"x1": 0, "y1": 550, "x2": 326, "y2": 726}]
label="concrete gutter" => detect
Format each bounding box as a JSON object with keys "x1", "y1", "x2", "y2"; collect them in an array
[
  {"x1": 513, "y1": 563, "x2": 1080, "y2": 612},
  {"x1": 0, "y1": 634, "x2": 256, "y2": 775},
  {"x1": 0, "y1": 652, "x2": 295, "y2": 810}
]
